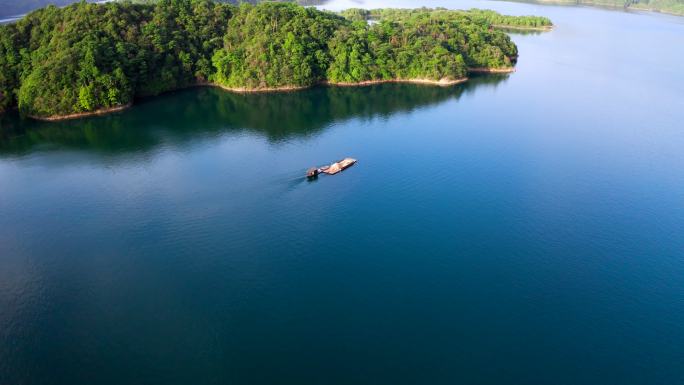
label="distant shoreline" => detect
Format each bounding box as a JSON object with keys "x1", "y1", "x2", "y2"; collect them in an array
[
  {"x1": 26, "y1": 69, "x2": 512, "y2": 121},
  {"x1": 493, "y1": 24, "x2": 554, "y2": 31},
  {"x1": 492, "y1": 0, "x2": 684, "y2": 17}
]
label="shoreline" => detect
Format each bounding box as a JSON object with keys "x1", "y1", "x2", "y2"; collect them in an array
[
  {"x1": 206, "y1": 76, "x2": 469, "y2": 92},
  {"x1": 467, "y1": 67, "x2": 516, "y2": 74},
  {"x1": 493, "y1": 24, "x2": 554, "y2": 31},
  {"x1": 28, "y1": 103, "x2": 133, "y2": 122},
  {"x1": 323, "y1": 77, "x2": 469, "y2": 87},
  {"x1": 202, "y1": 82, "x2": 311, "y2": 93},
  {"x1": 22, "y1": 71, "x2": 511, "y2": 121}
]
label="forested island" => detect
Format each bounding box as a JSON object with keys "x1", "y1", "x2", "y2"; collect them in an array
[{"x1": 0, "y1": 1, "x2": 551, "y2": 120}]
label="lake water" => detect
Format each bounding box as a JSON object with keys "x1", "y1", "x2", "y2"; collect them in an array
[{"x1": 1, "y1": 1, "x2": 683, "y2": 384}]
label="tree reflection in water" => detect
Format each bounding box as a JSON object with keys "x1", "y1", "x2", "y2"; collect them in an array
[{"x1": 0, "y1": 75, "x2": 508, "y2": 157}]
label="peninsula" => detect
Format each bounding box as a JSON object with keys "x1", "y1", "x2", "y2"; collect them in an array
[{"x1": 0, "y1": 1, "x2": 552, "y2": 120}]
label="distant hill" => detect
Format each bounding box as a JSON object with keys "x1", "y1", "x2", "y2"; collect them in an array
[
  {"x1": 0, "y1": 0, "x2": 84, "y2": 19},
  {"x1": 504, "y1": 0, "x2": 684, "y2": 16},
  {"x1": 2, "y1": 0, "x2": 680, "y2": 22},
  {"x1": 0, "y1": 0, "x2": 326, "y2": 19}
]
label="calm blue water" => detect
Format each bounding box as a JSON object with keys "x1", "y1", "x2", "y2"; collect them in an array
[{"x1": 1, "y1": 1, "x2": 683, "y2": 384}]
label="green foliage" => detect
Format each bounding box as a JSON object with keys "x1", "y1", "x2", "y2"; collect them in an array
[
  {"x1": 465, "y1": 9, "x2": 552, "y2": 28},
  {"x1": 326, "y1": 19, "x2": 471, "y2": 83},
  {"x1": 2, "y1": 0, "x2": 232, "y2": 117},
  {"x1": 336, "y1": 7, "x2": 369, "y2": 22},
  {"x1": 212, "y1": 3, "x2": 341, "y2": 88},
  {"x1": 331, "y1": 8, "x2": 523, "y2": 80},
  {"x1": 346, "y1": 7, "x2": 552, "y2": 29},
  {"x1": 0, "y1": 1, "x2": 539, "y2": 118}
]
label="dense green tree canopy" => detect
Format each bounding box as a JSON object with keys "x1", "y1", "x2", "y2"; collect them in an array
[
  {"x1": 211, "y1": 3, "x2": 339, "y2": 88},
  {"x1": 0, "y1": 1, "x2": 547, "y2": 119}
]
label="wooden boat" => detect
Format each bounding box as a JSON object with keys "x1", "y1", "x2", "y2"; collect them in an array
[{"x1": 307, "y1": 158, "x2": 357, "y2": 178}]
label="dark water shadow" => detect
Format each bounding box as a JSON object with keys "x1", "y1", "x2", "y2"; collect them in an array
[{"x1": 0, "y1": 75, "x2": 509, "y2": 157}]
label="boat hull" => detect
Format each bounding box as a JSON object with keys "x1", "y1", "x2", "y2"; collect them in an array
[{"x1": 321, "y1": 158, "x2": 356, "y2": 175}]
